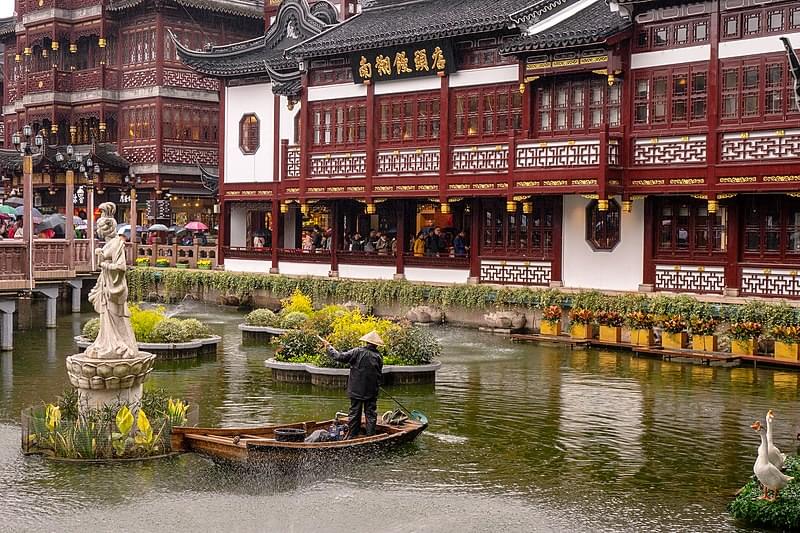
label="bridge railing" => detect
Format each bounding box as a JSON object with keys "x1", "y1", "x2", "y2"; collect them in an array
[
  {"x1": 127, "y1": 244, "x2": 218, "y2": 269},
  {"x1": 0, "y1": 241, "x2": 27, "y2": 285}
]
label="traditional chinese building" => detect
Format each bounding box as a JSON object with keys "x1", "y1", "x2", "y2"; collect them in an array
[
  {"x1": 0, "y1": 0, "x2": 263, "y2": 223},
  {"x1": 182, "y1": 0, "x2": 800, "y2": 299}
]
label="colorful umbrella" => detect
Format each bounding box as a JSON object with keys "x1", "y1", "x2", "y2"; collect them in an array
[
  {"x1": 0, "y1": 205, "x2": 16, "y2": 215},
  {"x1": 147, "y1": 223, "x2": 170, "y2": 232},
  {"x1": 184, "y1": 221, "x2": 208, "y2": 232},
  {"x1": 14, "y1": 206, "x2": 43, "y2": 223},
  {"x1": 3, "y1": 197, "x2": 23, "y2": 207}
]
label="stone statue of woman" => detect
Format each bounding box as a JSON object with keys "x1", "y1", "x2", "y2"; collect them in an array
[{"x1": 85, "y1": 202, "x2": 139, "y2": 360}]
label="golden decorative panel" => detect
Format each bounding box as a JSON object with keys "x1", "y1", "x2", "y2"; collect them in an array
[
  {"x1": 631, "y1": 179, "x2": 666, "y2": 186},
  {"x1": 763, "y1": 175, "x2": 800, "y2": 182},
  {"x1": 718, "y1": 177, "x2": 757, "y2": 183},
  {"x1": 669, "y1": 178, "x2": 705, "y2": 185}
]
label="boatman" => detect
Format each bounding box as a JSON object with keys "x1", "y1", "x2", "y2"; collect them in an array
[{"x1": 321, "y1": 331, "x2": 384, "y2": 438}]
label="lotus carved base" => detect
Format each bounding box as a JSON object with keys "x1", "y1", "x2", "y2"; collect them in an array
[{"x1": 65, "y1": 352, "x2": 156, "y2": 411}]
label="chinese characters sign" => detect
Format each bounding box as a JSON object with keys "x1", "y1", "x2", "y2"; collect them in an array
[{"x1": 351, "y1": 42, "x2": 456, "y2": 84}]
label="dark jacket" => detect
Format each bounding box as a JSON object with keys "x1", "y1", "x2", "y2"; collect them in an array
[{"x1": 327, "y1": 345, "x2": 383, "y2": 400}]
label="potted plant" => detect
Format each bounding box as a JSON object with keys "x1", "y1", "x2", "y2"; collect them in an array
[
  {"x1": 176, "y1": 261, "x2": 189, "y2": 269},
  {"x1": 135, "y1": 257, "x2": 151, "y2": 267},
  {"x1": 540, "y1": 305, "x2": 562, "y2": 336},
  {"x1": 627, "y1": 311, "x2": 655, "y2": 347},
  {"x1": 728, "y1": 321, "x2": 762, "y2": 356},
  {"x1": 771, "y1": 325, "x2": 800, "y2": 361},
  {"x1": 197, "y1": 259, "x2": 213, "y2": 270},
  {"x1": 660, "y1": 315, "x2": 688, "y2": 350},
  {"x1": 155, "y1": 258, "x2": 170, "y2": 268},
  {"x1": 597, "y1": 311, "x2": 624, "y2": 343},
  {"x1": 690, "y1": 317, "x2": 719, "y2": 352},
  {"x1": 569, "y1": 308, "x2": 594, "y2": 340}
]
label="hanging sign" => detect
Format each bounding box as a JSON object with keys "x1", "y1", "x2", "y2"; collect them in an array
[
  {"x1": 351, "y1": 41, "x2": 456, "y2": 84},
  {"x1": 146, "y1": 200, "x2": 171, "y2": 221}
]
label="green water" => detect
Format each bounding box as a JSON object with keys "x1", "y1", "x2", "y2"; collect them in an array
[{"x1": 0, "y1": 301, "x2": 796, "y2": 532}]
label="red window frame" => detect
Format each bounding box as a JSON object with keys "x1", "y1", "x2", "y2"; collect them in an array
[
  {"x1": 376, "y1": 91, "x2": 440, "y2": 147},
  {"x1": 719, "y1": 55, "x2": 800, "y2": 126},
  {"x1": 310, "y1": 99, "x2": 367, "y2": 150},
  {"x1": 585, "y1": 199, "x2": 621, "y2": 251},
  {"x1": 452, "y1": 84, "x2": 523, "y2": 140},
  {"x1": 742, "y1": 196, "x2": 800, "y2": 264},
  {"x1": 632, "y1": 16, "x2": 710, "y2": 52},
  {"x1": 481, "y1": 197, "x2": 556, "y2": 260},
  {"x1": 632, "y1": 64, "x2": 708, "y2": 131},
  {"x1": 653, "y1": 197, "x2": 728, "y2": 261},
  {"x1": 535, "y1": 77, "x2": 622, "y2": 135},
  {"x1": 721, "y1": 5, "x2": 800, "y2": 41},
  {"x1": 239, "y1": 113, "x2": 260, "y2": 154}
]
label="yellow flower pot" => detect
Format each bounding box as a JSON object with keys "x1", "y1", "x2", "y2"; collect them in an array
[
  {"x1": 540, "y1": 321, "x2": 561, "y2": 336},
  {"x1": 731, "y1": 339, "x2": 756, "y2": 356},
  {"x1": 774, "y1": 341, "x2": 800, "y2": 361},
  {"x1": 662, "y1": 331, "x2": 688, "y2": 350},
  {"x1": 599, "y1": 325, "x2": 621, "y2": 343},
  {"x1": 631, "y1": 329, "x2": 654, "y2": 347},
  {"x1": 691, "y1": 335, "x2": 718, "y2": 352},
  {"x1": 570, "y1": 323, "x2": 593, "y2": 340}
]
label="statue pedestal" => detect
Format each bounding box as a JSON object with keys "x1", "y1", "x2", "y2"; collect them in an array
[{"x1": 65, "y1": 352, "x2": 157, "y2": 411}]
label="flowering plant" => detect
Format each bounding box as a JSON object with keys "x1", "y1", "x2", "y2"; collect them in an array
[
  {"x1": 541, "y1": 305, "x2": 562, "y2": 325},
  {"x1": 626, "y1": 311, "x2": 655, "y2": 329},
  {"x1": 689, "y1": 317, "x2": 718, "y2": 336},
  {"x1": 569, "y1": 308, "x2": 594, "y2": 325},
  {"x1": 770, "y1": 325, "x2": 800, "y2": 343},
  {"x1": 596, "y1": 311, "x2": 624, "y2": 327},
  {"x1": 135, "y1": 257, "x2": 150, "y2": 266},
  {"x1": 155, "y1": 258, "x2": 170, "y2": 267},
  {"x1": 197, "y1": 259, "x2": 213, "y2": 269},
  {"x1": 661, "y1": 315, "x2": 687, "y2": 334},
  {"x1": 728, "y1": 321, "x2": 762, "y2": 341}
]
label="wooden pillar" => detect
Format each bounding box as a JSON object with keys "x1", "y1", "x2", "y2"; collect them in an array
[
  {"x1": 365, "y1": 82, "x2": 376, "y2": 204},
  {"x1": 128, "y1": 186, "x2": 137, "y2": 264},
  {"x1": 438, "y1": 74, "x2": 450, "y2": 203},
  {"x1": 469, "y1": 198, "x2": 481, "y2": 282},
  {"x1": 88, "y1": 185, "x2": 96, "y2": 271},
  {"x1": 395, "y1": 200, "x2": 406, "y2": 279},
  {"x1": 550, "y1": 196, "x2": 563, "y2": 286},
  {"x1": 724, "y1": 198, "x2": 741, "y2": 296},
  {"x1": 270, "y1": 200, "x2": 280, "y2": 274},
  {"x1": 641, "y1": 196, "x2": 655, "y2": 289},
  {"x1": 330, "y1": 201, "x2": 339, "y2": 276},
  {"x1": 65, "y1": 168, "x2": 74, "y2": 270},
  {"x1": 23, "y1": 155, "x2": 34, "y2": 288},
  {"x1": 217, "y1": 81, "x2": 227, "y2": 266}
]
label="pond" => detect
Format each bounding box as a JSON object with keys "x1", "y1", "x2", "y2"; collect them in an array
[{"x1": 0, "y1": 300, "x2": 796, "y2": 532}]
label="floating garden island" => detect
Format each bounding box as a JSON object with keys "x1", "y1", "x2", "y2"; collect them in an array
[
  {"x1": 75, "y1": 305, "x2": 221, "y2": 360},
  {"x1": 728, "y1": 455, "x2": 800, "y2": 530},
  {"x1": 261, "y1": 291, "x2": 442, "y2": 387}
]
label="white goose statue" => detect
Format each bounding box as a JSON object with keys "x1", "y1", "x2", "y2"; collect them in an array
[
  {"x1": 766, "y1": 409, "x2": 786, "y2": 470},
  {"x1": 752, "y1": 420, "x2": 794, "y2": 500}
]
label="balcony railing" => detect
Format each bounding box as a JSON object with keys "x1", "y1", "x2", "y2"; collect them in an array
[{"x1": 278, "y1": 248, "x2": 332, "y2": 263}]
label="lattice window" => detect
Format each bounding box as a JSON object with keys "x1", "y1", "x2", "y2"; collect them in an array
[
  {"x1": 310, "y1": 99, "x2": 366, "y2": 149},
  {"x1": 456, "y1": 38, "x2": 516, "y2": 69},
  {"x1": 634, "y1": 17, "x2": 711, "y2": 51},
  {"x1": 633, "y1": 66, "x2": 708, "y2": 129},
  {"x1": 536, "y1": 78, "x2": 621, "y2": 134},
  {"x1": 723, "y1": 5, "x2": 799, "y2": 40},
  {"x1": 123, "y1": 105, "x2": 156, "y2": 142},
  {"x1": 743, "y1": 196, "x2": 800, "y2": 263},
  {"x1": 654, "y1": 197, "x2": 727, "y2": 259},
  {"x1": 122, "y1": 28, "x2": 156, "y2": 65},
  {"x1": 585, "y1": 199, "x2": 620, "y2": 251},
  {"x1": 482, "y1": 198, "x2": 556, "y2": 259},
  {"x1": 453, "y1": 84, "x2": 522, "y2": 139},
  {"x1": 720, "y1": 55, "x2": 800, "y2": 123},
  {"x1": 377, "y1": 92, "x2": 439, "y2": 146},
  {"x1": 239, "y1": 114, "x2": 260, "y2": 154}
]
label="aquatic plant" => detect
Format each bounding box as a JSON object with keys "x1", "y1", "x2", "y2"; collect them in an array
[
  {"x1": 274, "y1": 329, "x2": 324, "y2": 361},
  {"x1": 383, "y1": 324, "x2": 441, "y2": 365}
]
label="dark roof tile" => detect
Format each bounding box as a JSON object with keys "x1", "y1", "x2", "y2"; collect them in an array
[
  {"x1": 108, "y1": 0, "x2": 263, "y2": 19},
  {"x1": 0, "y1": 16, "x2": 16, "y2": 38}
]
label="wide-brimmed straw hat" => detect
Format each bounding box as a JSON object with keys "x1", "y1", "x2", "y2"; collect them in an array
[{"x1": 359, "y1": 331, "x2": 385, "y2": 347}]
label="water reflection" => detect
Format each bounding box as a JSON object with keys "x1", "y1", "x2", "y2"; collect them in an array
[{"x1": 0, "y1": 302, "x2": 797, "y2": 531}]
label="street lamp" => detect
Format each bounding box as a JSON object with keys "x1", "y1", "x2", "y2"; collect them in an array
[{"x1": 11, "y1": 125, "x2": 46, "y2": 289}]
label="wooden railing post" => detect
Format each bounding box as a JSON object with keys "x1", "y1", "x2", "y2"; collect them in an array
[{"x1": 66, "y1": 169, "x2": 75, "y2": 271}]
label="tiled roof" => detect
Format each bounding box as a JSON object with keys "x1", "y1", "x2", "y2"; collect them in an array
[
  {"x1": 501, "y1": 0, "x2": 630, "y2": 53},
  {"x1": 291, "y1": 0, "x2": 557, "y2": 58},
  {"x1": 0, "y1": 144, "x2": 129, "y2": 173},
  {"x1": 0, "y1": 16, "x2": 16, "y2": 38},
  {"x1": 108, "y1": 0, "x2": 264, "y2": 19}
]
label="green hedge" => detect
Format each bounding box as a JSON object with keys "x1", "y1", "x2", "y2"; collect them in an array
[{"x1": 127, "y1": 268, "x2": 800, "y2": 327}]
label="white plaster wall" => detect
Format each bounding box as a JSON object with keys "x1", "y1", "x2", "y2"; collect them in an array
[
  {"x1": 374, "y1": 76, "x2": 441, "y2": 95},
  {"x1": 308, "y1": 82, "x2": 367, "y2": 102},
  {"x1": 404, "y1": 268, "x2": 470, "y2": 284},
  {"x1": 719, "y1": 31, "x2": 800, "y2": 59},
  {"x1": 224, "y1": 83, "x2": 275, "y2": 183},
  {"x1": 279, "y1": 262, "x2": 332, "y2": 277},
  {"x1": 339, "y1": 264, "x2": 396, "y2": 280},
  {"x1": 229, "y1": 204, "x2": 247, "y2": 248},
  {"x1": 561, "y1": 195, "x2": 644, "y2": 291},
  {"x1": 279, "y1": 96, "x2": 299, "y2": 144},
  {"x1": 225, "y1": 258, "x2": 271, "y2": 274},
  {"x1": 448, "y1": 64, "x2": 519, "y2": 88},
  {"x1": 631, "y1": 44, "x2": 710, "y2": 69}
]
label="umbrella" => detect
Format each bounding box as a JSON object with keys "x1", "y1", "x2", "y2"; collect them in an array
[
  {"x1": 35, "y1": 218, "x2": 59, "y2": 232},
  {"x1": 15, "y1": 206, "x2": 43, "y2": 223},
  {"x1": 0, "y1": 213, "x2": 14, "y2": 221},
  {"x1": 147, "y1": 223, "x2": 170, "y2": 232},
  {"x1": 0, "y1": 205, "x2": 16, "y2": 216},
  {"x1": 116, "y1": 224, "x2": 144, "y2": 235},
  {"x1": 185, "y1": 221, "x2": 208, "y2": 232},
  {"x1": 168, "y1": 225, "x2": 185, "y2": 233},
  {"x1": 4, "y1": 197, "x2": 23, "y2": 207}
]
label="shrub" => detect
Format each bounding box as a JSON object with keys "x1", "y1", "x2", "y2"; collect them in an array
[
  {"x1": 384, "y1": 324, "x2": 441, "y2": 365},
  {"x1": 690, "y1": 317, "x2": 719, "y2": 336},
  {"x1": 661, "y1": 315, "x2": 687, "y2": 333},
  {"x1": 180, "y1": 318, "x2": 210, "y2": 340},
  {"x1": 197, "y1": 259, "x2": 212, "y2": 269},
  {"x1": 155, "y1": 258, "x2": 170, "y2": 267},
  {"x1": 596, "y1": 311, "x2": 624, "y2": 327},
  {"x1": 151, "y1": 317, "x2": 191, "y2": 343},
  {"x1": 542, "y1": 305, "x2": 562, "y2": 324},
  {"x1": 274, "y1": 329, "x2": 323, "y2": 361},
  {"x1": 627, "y1": 311, "x2": 655, "y2": 329},
  {"x1": 82, "y1": 318, "x2": 100, "y2": 341},
  {"x1": 568, "y1": 308, "x2": 594, "y2": 325},
  {"x1": 771, "y1": 325, "x2": 800, "y2": 343},
  {"x1": 307, "y1": 305, "x2": 348, "y2": 336},
  {"x1": 245, "y1": 308, "x2": 280, "y2": 327},
  {"x1": 728, "y1": 321, "x2": 763, "y2": 341},
  {"x1": 129, "y1": 305, "x2": 166, "y2": 343},
  {"x1": 328, "y1": 310, "x2": 394, "y2": 353},
  {"x1": 281, "y1": 311, "x2": 309, "y2": 330},
  {"x1": 280, "y1": 290, "x2": 314, "y2": 316},
  {"x1": 135, "y1": 257, "x2": 150, "y2": 267}
]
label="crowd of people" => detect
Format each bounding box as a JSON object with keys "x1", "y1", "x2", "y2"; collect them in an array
[
  {"x1": 297, "y1": 224, "x2": 469, "y2": 257},
  {"x1": 0, "y1": 218, "x2": 88, "y2": 239}
]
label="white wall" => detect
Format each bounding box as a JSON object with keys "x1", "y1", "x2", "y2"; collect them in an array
[
  {"x1": 561, "y1": 195, "x2": 644, "y2": 291},
  {"x1": 339, "y1": 264, "x2": 396, "y2": 280},
  {"x1": 405, "y1": 267, "x2": 470, "y2": 284},
  {"x1": 224, "y1": 83, "x2": 276, "y2": 183},
  {"x1": 229, "y1": 203, "x2": 247, "y2": 248},
  {"x1": 225, "y1": 258, "x2": 271, "y2": 274},
  {"x1": 279, "y1": 262, "x2": 331, "y2": 277}
]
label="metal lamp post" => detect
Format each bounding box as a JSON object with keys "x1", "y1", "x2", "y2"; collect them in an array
[
  {"x1": 124, "y1": 171, "x2": 141, "y2": 263},
  {"x1": 11, "y1": 126, "x2": 45, "y2": 289},
  {"x1": 55, "y1": 145, "x2": 84, "y2": 271}
]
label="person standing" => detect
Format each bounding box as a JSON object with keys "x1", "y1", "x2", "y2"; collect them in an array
[
  {"x1": 453, "y1": 230, "x2": 468, "y2": 257},
  {"x1": 321, "y1": 331, "x2": 384, "y2": 438}
]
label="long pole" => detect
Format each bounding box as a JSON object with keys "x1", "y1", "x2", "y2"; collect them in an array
[
  {"x1": 88, "y1": 184, "x2": 96, "y2": 271},
  {"x1": 65, "y1": 169, "x2": 75, "y2": 271},
  {"x1": 129, "y1": 187, "x2": 137, "y2": 264},
  {"x1": 23, "y1": 155, "x2": 34, "y2": 289}
]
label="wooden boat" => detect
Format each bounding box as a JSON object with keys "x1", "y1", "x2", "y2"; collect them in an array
[{"x1": 171, "y1": 417, "x2": 427, "y2": 465}]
